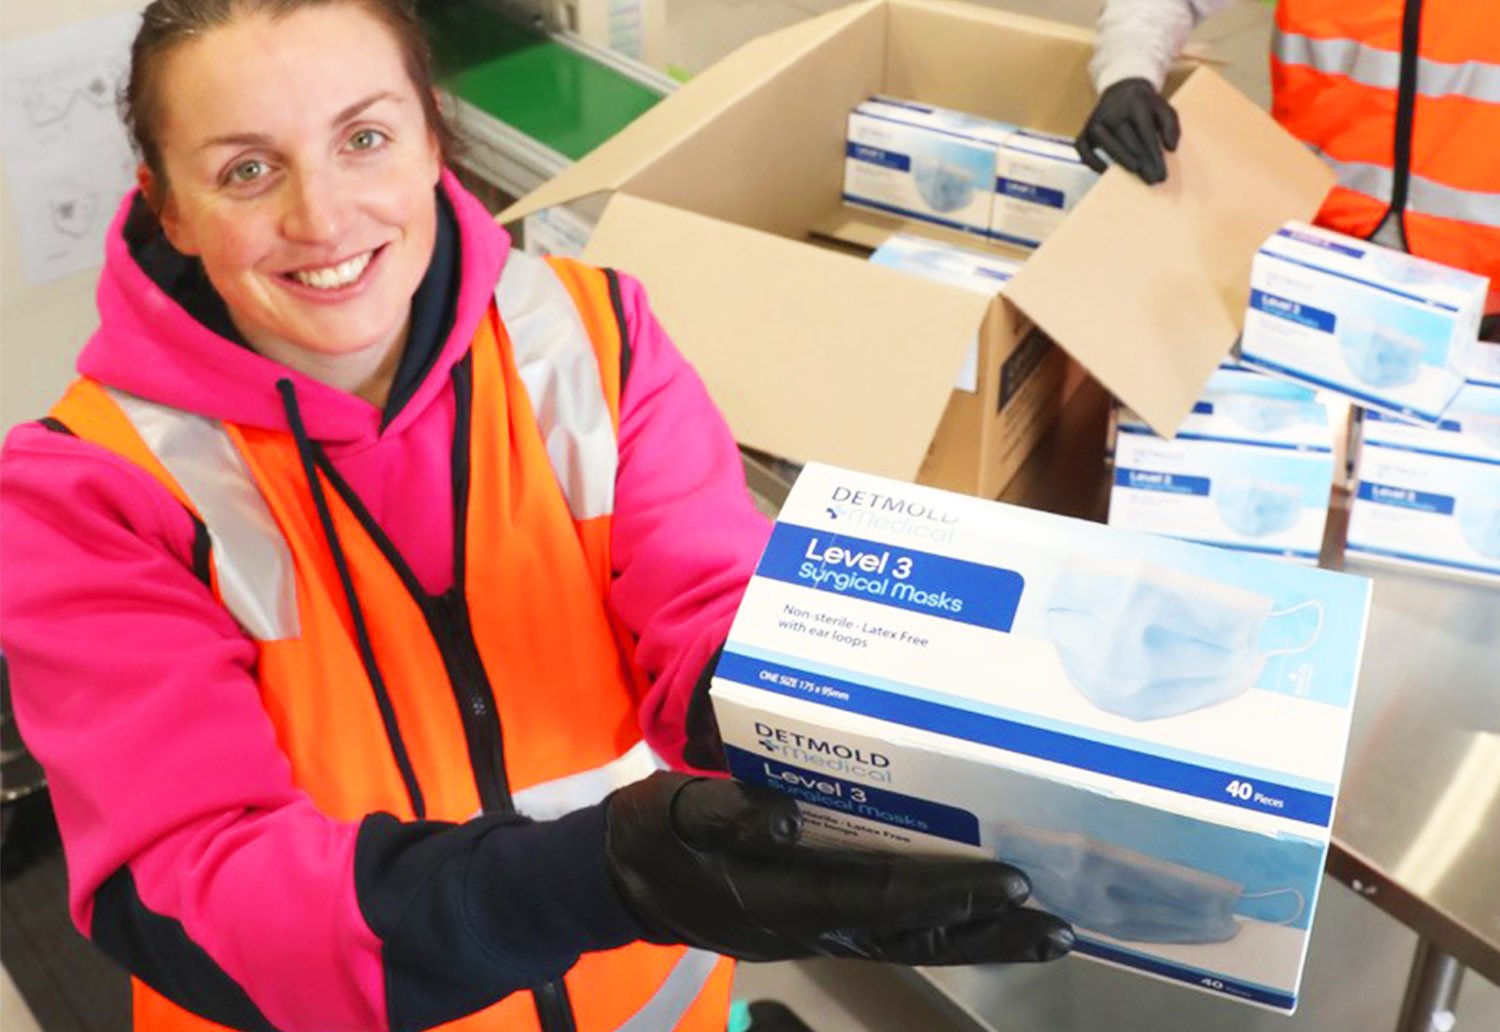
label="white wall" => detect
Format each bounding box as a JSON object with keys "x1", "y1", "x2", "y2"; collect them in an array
[{"x1": 0, "y1": 1, "x2": 143, "y2": 433}]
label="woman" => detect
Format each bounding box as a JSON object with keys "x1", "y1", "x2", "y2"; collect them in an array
[{"x1": 0, "y1": 3, "x2": 1073, "y2": 1032}]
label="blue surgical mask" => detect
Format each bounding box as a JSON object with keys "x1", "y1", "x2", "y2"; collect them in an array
[
  {"x1": 1213, "y1": 393, "x2": 1319, "y2": 434},
  {"x1": 1213, "y1": 478, "x2": 1304, "y2": 538},
  {"x1": 1046, "y1": 557, "x2": 1324, "y2": 721},
  {"x1": 912, "y1": 155, "x2": 980, "y2": 213},
  {"x1": 1459, "y1": 498, "x2": 1500, "y2": 559},
  {"x1": 995, "y1": 825, "x2": 1304, "y2": 944},
  {"x1": 1340, "y1": 321, "x2": 1424, "y2": 388}
]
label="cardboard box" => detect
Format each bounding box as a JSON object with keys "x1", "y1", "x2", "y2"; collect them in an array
[
  {"x1": 1240, "y1": 222, "x2": 1487, "y2": 426},
  {"x1": 500, "y1": 0, "x2": 1332, "y2": 498},
  {"x1": 867, "y1": 233, "x2": 1022, "y2": 393},
  {"x1": 1347, "y1": 383, "x2": 1500, "y2": 583},
  {"x1": 712, "y1": 463, "x2": 1371, "y2": 1012},
  {"x1": 1109, "y1": 365, "x2": 1339, "y2": 562}
]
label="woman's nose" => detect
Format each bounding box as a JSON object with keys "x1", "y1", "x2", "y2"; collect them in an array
[{"x1": 280, "y1": 166, "x2": 349, "y2": 245}]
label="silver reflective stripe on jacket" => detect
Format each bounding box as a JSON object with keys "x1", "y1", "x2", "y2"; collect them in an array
[
  {"x1": 106, "y1": 388, "x2": 299, "y2": 641},
  {"x1": 1273, "y1": 30, "x2": 1500, "y2": 104},
  {"x1": 510, "y1": 739, "x2": 666, "y2": 821},
  {"x1": 1311, "y1": 148, "x2": 1500, "y2": 228},
  {"x1": 614, "y1": 948, "x2": 720, "y2": 1032},
  {"x1": 495, "y1": 250, "x2": 618, "y2": 521}
]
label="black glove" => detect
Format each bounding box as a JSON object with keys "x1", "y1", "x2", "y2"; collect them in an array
[
  {"x1": 1075, "y1": 77, "x2": 1181, "y2": 185},
  {"x1": 1481, "y1": 312, "x2": 1499, "y2": 344},
  {"x1": 604, "y1": 771, "x2": 1075, "y2": 965}
]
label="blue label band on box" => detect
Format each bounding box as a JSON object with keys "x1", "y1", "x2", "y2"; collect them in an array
[
  {"x1": 845, "y1": 141, "x2": 911, "y2": 171},
  {"x1": 1250, "y1": 289, "x2": 1338, "y2": 333},
  {"x1": 725, "y1": 746, "x2": 982, "y2": 845},
  {"x1": 996, "y1": 177, "x2": 1065, "y2": 209},
  {"x1": 755, "y1": 523, "x2": 1025, "y2": 631},
  {"x1": 1356, "y1": 481, "x2": 1456, "y2": 514},
  {"x1": 718, "y1": 651, "x2": 1336, "y2": 827},
  {"x1": 1114, "y1": 467, "x2": 1212, "y2": 496}
]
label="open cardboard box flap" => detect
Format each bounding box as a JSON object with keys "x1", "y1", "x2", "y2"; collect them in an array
[
  {"x1": 1006, "y1": 69, "x2": 1334, "y2": 432},
  {"x1": 498, "y1": 0, "x2": 1335, "y2": 478},
  {"x1": 586, "y1": 194, "x2": 992, "y2": 478}
]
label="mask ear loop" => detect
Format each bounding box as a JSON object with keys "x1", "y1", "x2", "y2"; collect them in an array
[
  {"x1": 1262, "y1": 600, "x2": 1324, "y2": 659},
  {"x1": 1241, "y1": 886, "x2": 1306, "y2": 925}
]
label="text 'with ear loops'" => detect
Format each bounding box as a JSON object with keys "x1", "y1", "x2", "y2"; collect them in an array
[{"x1": 1046, "y1": 556, "x2": 1324, "y2": 721}]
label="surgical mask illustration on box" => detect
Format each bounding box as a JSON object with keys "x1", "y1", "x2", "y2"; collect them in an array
[
  {"x1": 713, "y1": 463, "x2": 1370, "y2": 1012},
  {"x1": 844, "y1": 98, "x2": 1014, "y2": 236},
  {"x1": 868, "y1": 233, "x2": 1022, "y2": 393},
  {"x1": 995, "y1": 825, "x2": 1305, "y2": 945},
  {"x1": 1047, "y1": 556, "x2": 1324, "y2": 722},
  {"x1": 1111, "y1": 368, "x2": 1337, "y2": 561},
  {"x1": 1240, "y1": 223, "x2": 1486, "y2": 425},
  {"x1": 1349, "y1": 385, "x2": 1500, "y2": 582}
]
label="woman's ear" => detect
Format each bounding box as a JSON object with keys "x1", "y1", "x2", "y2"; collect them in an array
[{"x1": 139, "y1": 163, "x2": 196, "y2": 255}]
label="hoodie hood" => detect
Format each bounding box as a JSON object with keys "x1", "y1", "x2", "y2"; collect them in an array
[{"x1": 78, "y1": 168, "x2": 511, "y2": 445}]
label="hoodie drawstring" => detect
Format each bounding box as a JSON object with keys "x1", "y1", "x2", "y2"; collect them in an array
[{"x1": 275, "y1": 378, "x2": 426, "y2": 819}]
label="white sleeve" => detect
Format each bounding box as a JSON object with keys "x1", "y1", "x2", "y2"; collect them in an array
[{"x1": 1090, "y1": 0, "x2": 1240, "y2": 93}]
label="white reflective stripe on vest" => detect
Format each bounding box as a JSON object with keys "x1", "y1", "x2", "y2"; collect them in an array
[
  {"x1": 106, "y1": 388, "x2": 299, "y2": 641},
  {"x1": 1274, "y1": 30, "x2": 1500, "y2": 103},
  {"x1": 509, "y1": 739, "x2": 667, "y2": 821},
  {"x1": 1311, "y1": 147, "x2": 1500, "y2": 227},
  {"x1": 613, "y1": 948, "x2": 720, "y2": 1032},
  {"x1": 495, "y1": 251, "x2": 618, "y2": 521}
]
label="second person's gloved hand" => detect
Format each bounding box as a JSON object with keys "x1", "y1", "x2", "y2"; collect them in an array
[
  {"x1": 1075, "y1": 77, "x2": 1180, "y2": 185},
  {"x1": 604, "y1": 771, "x2": 1075, "y2": 965}
]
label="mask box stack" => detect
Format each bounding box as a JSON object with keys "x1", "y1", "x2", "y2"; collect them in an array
[
  {"x1": 844, "y1": 97, "x2": 1016, "y2": 237},
  {"x1": 1346, "y1": 380, "x2": 1500, "y2": 583},
  {"x1": 868, "y1": 233, "x2": 1023, "y2": 393},
  {"x1": 1109, "y1": 364, "x2": 1340, "y2": 562},
  {"x1": 843, "y1": 97, "x2": 1098, "y2": 246},
  {"x1": 713, "y1": 463, "x2": 1371, "y2": 1013},
  {"x1": 1239, "y1": 222, "x2": 1487, "y2": 426}
]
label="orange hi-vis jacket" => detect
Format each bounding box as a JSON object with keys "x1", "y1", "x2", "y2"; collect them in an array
[
  {"x1": 48, "y1": 252, "x2": 733, "y2": 1032},
  {"x1": 1271, "y1": 0, "x2": 1500, "y2": 286}
]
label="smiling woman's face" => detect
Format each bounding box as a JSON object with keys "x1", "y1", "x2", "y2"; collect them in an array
[{"x1": 151, "y1": 3, "x2": 441, "y2": 367}]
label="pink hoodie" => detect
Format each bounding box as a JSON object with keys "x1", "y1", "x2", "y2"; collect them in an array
[{"x1": 0, "y1": 171, "x2": 770, "y2": 1030}]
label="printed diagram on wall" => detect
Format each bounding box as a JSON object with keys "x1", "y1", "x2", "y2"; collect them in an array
[{"x1": 2, "y1": 12, "x2": 141, "y2": 286}]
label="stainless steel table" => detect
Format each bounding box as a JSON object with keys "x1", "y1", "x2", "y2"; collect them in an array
[{"x1": 743, "y1": 377, "x2": 1500, "y2": 1032}]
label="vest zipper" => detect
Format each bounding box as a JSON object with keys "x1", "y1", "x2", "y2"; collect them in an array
[
  {"x1": 423, "y1": 588, "x2": 512, "y2": 814},
  {"x1": 1382, "y1": 0, "x2": 1425, "y2": 245}
]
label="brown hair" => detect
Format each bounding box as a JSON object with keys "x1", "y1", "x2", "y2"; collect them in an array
[{"x1": 124, "y1": 0, "x2": 460, "y2": 202}]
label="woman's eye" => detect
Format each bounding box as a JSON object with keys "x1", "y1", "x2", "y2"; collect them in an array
[
  {"x1": 349, "y1": 128, "x2": 388, "y2": 151},
  {"x1": 225, "y1": 159, "x2": 267, "y2": 185}
]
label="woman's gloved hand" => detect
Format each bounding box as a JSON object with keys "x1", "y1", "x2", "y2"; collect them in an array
[
  {"x1": 604, "y1": 772, "x2": 1075, "y2": 965},
  {"x1": 1075, "y1": 77, "x2": 1180, "y2": 185}
]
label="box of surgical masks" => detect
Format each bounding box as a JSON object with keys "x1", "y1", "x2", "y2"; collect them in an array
[
  {"x1": 1240, "y1": 222, "x2": 1486, "y2": 425},
  {"x1": 1468, "y1": 341, "x2": 1500, "y2": 388},
  {"x1": 989, "y1": 129, "x2": 1100, "y2": 248},
  {"x1": 844, "y1": 97, "x2": 1015, "y2": 236},
  {"x1": 1347, "y1": 382, "x2": 1500, "y2": 583},
  {"x1": 869, "y1": 233, "x2": 1022, "y2": 392},
  {"x1": 1110, "y1": 366, "x2": 1338, "y2": 561},
  {"x1": 713, "y1": 463, "x2": 1370, "y2": 1013}
]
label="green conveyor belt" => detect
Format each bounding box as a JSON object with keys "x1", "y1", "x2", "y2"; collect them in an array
[{"x1": 425, "y1": 4, "x2": 663, "y2": 161}]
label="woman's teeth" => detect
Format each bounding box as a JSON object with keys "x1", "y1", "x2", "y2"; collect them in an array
[{"x1": 291, "y1": 251, "x2": 372, "y2": 290}]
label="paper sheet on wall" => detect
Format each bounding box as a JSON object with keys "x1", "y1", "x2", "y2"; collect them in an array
[{"x1": 2, "y1": 11, "x2": 141, "y2": 286}]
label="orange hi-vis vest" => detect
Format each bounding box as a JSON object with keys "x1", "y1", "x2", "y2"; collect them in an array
[
  {"x1": 49, "y1": 252, "x2": 733, "y2": 1032},
  {"x1": 1270, "y1": 0, "x2": 1500, "y2": 286}
]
